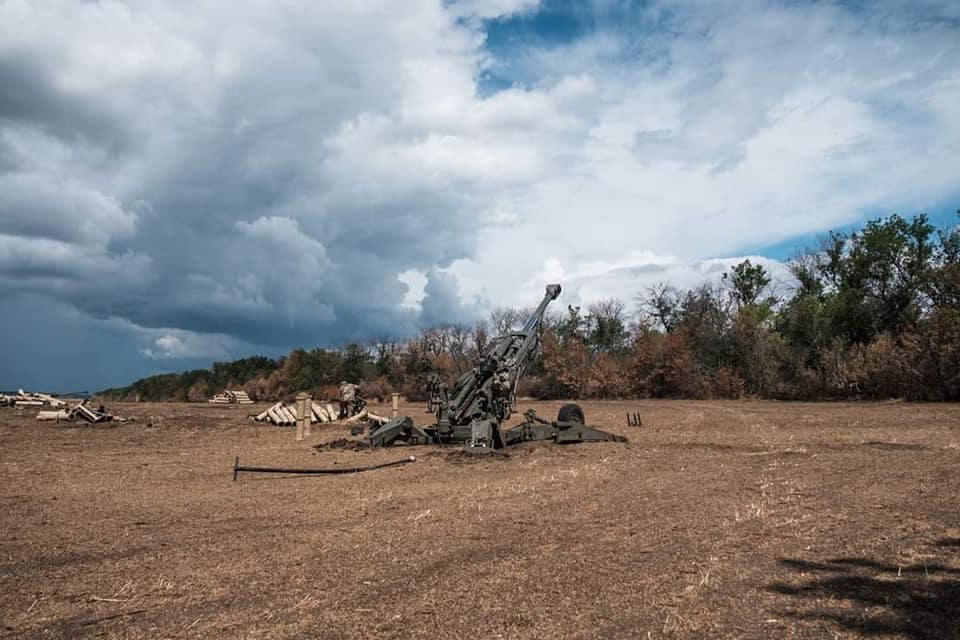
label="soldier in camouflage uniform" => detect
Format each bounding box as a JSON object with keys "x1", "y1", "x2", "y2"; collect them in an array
[
  {"x1": 491, "y1": 367, "x2": 513, "y2": 420},
  {"x1": 492, "y1": 368, "x2": 511, "y2": 398},
  {"x1": 338, "y1": 381, "x2": 356, "y2": 419}
]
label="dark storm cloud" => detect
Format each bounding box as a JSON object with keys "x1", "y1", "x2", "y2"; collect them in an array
[
  {"x1": 0, "y1": 0, "x2": 525, "y2": 391},
  {"x1": 0, "y1": 58, "x2": 130, "y2": 151},
  {"x1": 420, "y1": 267, "x2": 478, "y2": 327}
]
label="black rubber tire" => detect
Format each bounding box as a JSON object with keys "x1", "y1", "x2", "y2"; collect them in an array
[{"x1": 557, "y1": 403, "x2": 585, "y2": 425}]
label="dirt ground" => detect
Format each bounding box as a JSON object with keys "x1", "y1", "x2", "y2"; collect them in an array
[{"x1": 1, "y1": 399, "x2": 958, "y2": 639}]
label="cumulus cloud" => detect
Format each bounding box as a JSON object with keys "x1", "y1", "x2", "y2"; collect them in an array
[
  {"x1": 236, "y1": 216, "x2": 331, "y2": 281},
  {"x1": 0, "y1": 172, "x2": 137, "y2": 244},
  {"x1": 446, "y1": 0, "x2": 960, "y2": 308},
  {"x1": 0, "y1": 0, "x2": 957, "y2": 389},
  {"x1": 420, "y1": 267, "x2": 482, "y2": 326},
  {"x1": 141, "y1": 330, "x2": 246, "y2": 360},
  {"x1": 448, "y1": 0, "x2": 540, "y2": 20}
]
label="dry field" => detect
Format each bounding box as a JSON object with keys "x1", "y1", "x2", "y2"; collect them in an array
[{"x1": 1, "y1": 399, "x2": 959, "y2": 639}]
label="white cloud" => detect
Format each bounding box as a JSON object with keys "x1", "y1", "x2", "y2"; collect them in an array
[
  {"x1": 447, "y1": 0, "x2": 540, "y2": 20},
  {"x1": 236, "y1": 216, "x2": 331, "y2": 278},
  {"x1": 398, "y1": 269, "x2": 428, "y2": 309},
  {"x1": 141, "y1": 330, "x2": 243, "y2": 360},
  {"x1": 441, "y1": 0, "x2": 960, "y2": 310}
]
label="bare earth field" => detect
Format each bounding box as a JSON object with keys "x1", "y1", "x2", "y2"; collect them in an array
[{"x1": 1, "y1": 399, "x2": 958, "y2": 639}]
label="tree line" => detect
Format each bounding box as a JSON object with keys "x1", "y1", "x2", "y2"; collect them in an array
[{"x1": 102, "y1": 212, "x2": 960, "y2": 402}]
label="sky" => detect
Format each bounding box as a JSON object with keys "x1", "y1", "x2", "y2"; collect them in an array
[{"x1": 0, "y1": 0, "x2": 958, "y2": 392}]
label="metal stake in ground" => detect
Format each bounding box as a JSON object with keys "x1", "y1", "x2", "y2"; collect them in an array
[{"x1": 233, "y1": 455, "x2": 416, "y2": 481}]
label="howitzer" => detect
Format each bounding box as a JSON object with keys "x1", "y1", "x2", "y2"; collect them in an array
[{"x1": 368, "y1": 284, "x2": 625, "y2": 450}]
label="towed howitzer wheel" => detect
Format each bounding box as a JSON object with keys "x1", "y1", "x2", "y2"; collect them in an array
[
  {"x1": 557, "y1": 403, "x2": 585, "y2": 425},
  {"x1": 554, "y1": 403, "x2": 626, "y2": 444}
]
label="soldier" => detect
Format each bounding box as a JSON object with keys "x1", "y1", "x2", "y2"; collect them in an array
[
  {"x1": 491, "y1": 367, "x2": 512, "y2": 419},
  {"x1": 492, "y1": 367, "x2": 511, "y2": 399},
  {"x1": 425, "y1": 373, "x2": 443, "y2": 414},
  {"x1": 352, "y1": 383, "x2": 366, "y2": 416},
  {"x1": 338, "y1": 380, "x2": 356, "y2": 419}
]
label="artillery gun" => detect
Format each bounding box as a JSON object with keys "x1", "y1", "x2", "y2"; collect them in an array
[{"x1": 367, "y1": 284, "x2": 625, "y2": 450}]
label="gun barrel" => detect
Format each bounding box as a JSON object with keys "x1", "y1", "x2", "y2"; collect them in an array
[{"x1": 522, "y1": 284, "x2": 561, "y2": 333}]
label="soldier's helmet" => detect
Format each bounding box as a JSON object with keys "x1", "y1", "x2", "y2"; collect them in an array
[{"x1": 340, "y1": 380, "x2": 348, "y2": 385}]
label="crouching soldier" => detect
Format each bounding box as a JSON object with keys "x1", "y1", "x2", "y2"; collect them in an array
[{"x1": 352, "y1": 384, "x2": 366, "y2": 416}]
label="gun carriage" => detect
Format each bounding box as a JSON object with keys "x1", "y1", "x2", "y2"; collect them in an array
[{"x1": 367, "y1": 284, "x2": 625, "y2": 450}]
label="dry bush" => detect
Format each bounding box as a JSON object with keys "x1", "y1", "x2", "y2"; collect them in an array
[
  {"x1": 187, "y1": 380, "x2": 211, "y2": 402},
  {"x1": 817, "y1": 339, "x2": 866, "y2": 398},
  {"x1": 541, "y1": 331, "x2": 592, "y2": 398},
  {"x1": 360, "y1": 376, "x2": 395, "y2": 402},
  {"x1": 908, "y1": 307, "x2": 960, "y2": 400},
  {"x1": 310, "y1": 384, "x2": 338, "y2": 402},
  {"x1": 516, "y1": 375, "x2": 544, "y2": 398},
  {"x1": 263, "y1": 368, "x2": 292, "y2": 399},
  {"x1": 243, "y1": 377, "x2": 270, "y2": 401},
  {"x1": 586, "y1": 352, "x2": 631, "y2": 398},
  {"x1": 630, "y1": 330, "x2": 705, "y2": 398},
  {"x1": 706, "y1": 367, "x2": 746, "y2": 399},
  {"x1": 730, "y1": 315, "x2": 788, "y2": 395},
  {"x1": 859, "y1": 334, "x2": 921, "y2": 399}
]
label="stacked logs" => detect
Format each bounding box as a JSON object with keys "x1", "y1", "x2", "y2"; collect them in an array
[
  {"x1": 208, "y1": 390, "x2": 254, "y2": 404},
  {"x1": 6, "y1": 390, "x2": 67, "y2": 408},
  {"x1": 252, "y1": 400, "x2": 339, "y2": 426},
  {"x1": 36, "y1": 401, "x2": 126, "y2": 423},
  {"x1": 251, "y1": 401, "x2": 390, "y2": 427}
]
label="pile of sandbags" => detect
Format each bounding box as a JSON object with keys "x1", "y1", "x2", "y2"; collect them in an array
[
  {"x1": 208, "y1": 390, "x2": 254, "y2": 404},
  {"x1": 252, "y1": 400, "x2": 339, "y2": 426}
]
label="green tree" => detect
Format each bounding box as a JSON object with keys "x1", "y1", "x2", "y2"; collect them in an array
[
  {"x1": 338, "y1": 343, "x2": 372, "y2": 383},
  {"x1": 586, "y1": 298, "x2": 630, "y2": 355},
  {"x1": 928, "y1": 212, "x2": 960, "y2": 309},
  {"x1": 726, "y1": 259, "x2": 772, "y2": 309},
  {"x1": 819, "y1": 214, "x2": 935, "y2": 343},
  {"x1": 637, "y1": 283, "x2": 681, "y2": 333},
  {"x1": 675, "y1": 283, "x2": 735, "y2": 371}
]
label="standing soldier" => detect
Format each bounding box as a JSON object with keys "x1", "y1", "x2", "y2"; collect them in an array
[
  {"x1": 491, "y1": 366, "x2": 513, "y2": 419},
  {"x1": 338, "y1": 380, "x2": 356, "y2": 419}
]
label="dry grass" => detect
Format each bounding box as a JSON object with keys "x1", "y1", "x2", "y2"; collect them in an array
[{"x1": 1, "y1": 399, "x2": 959, "y2": 639}]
